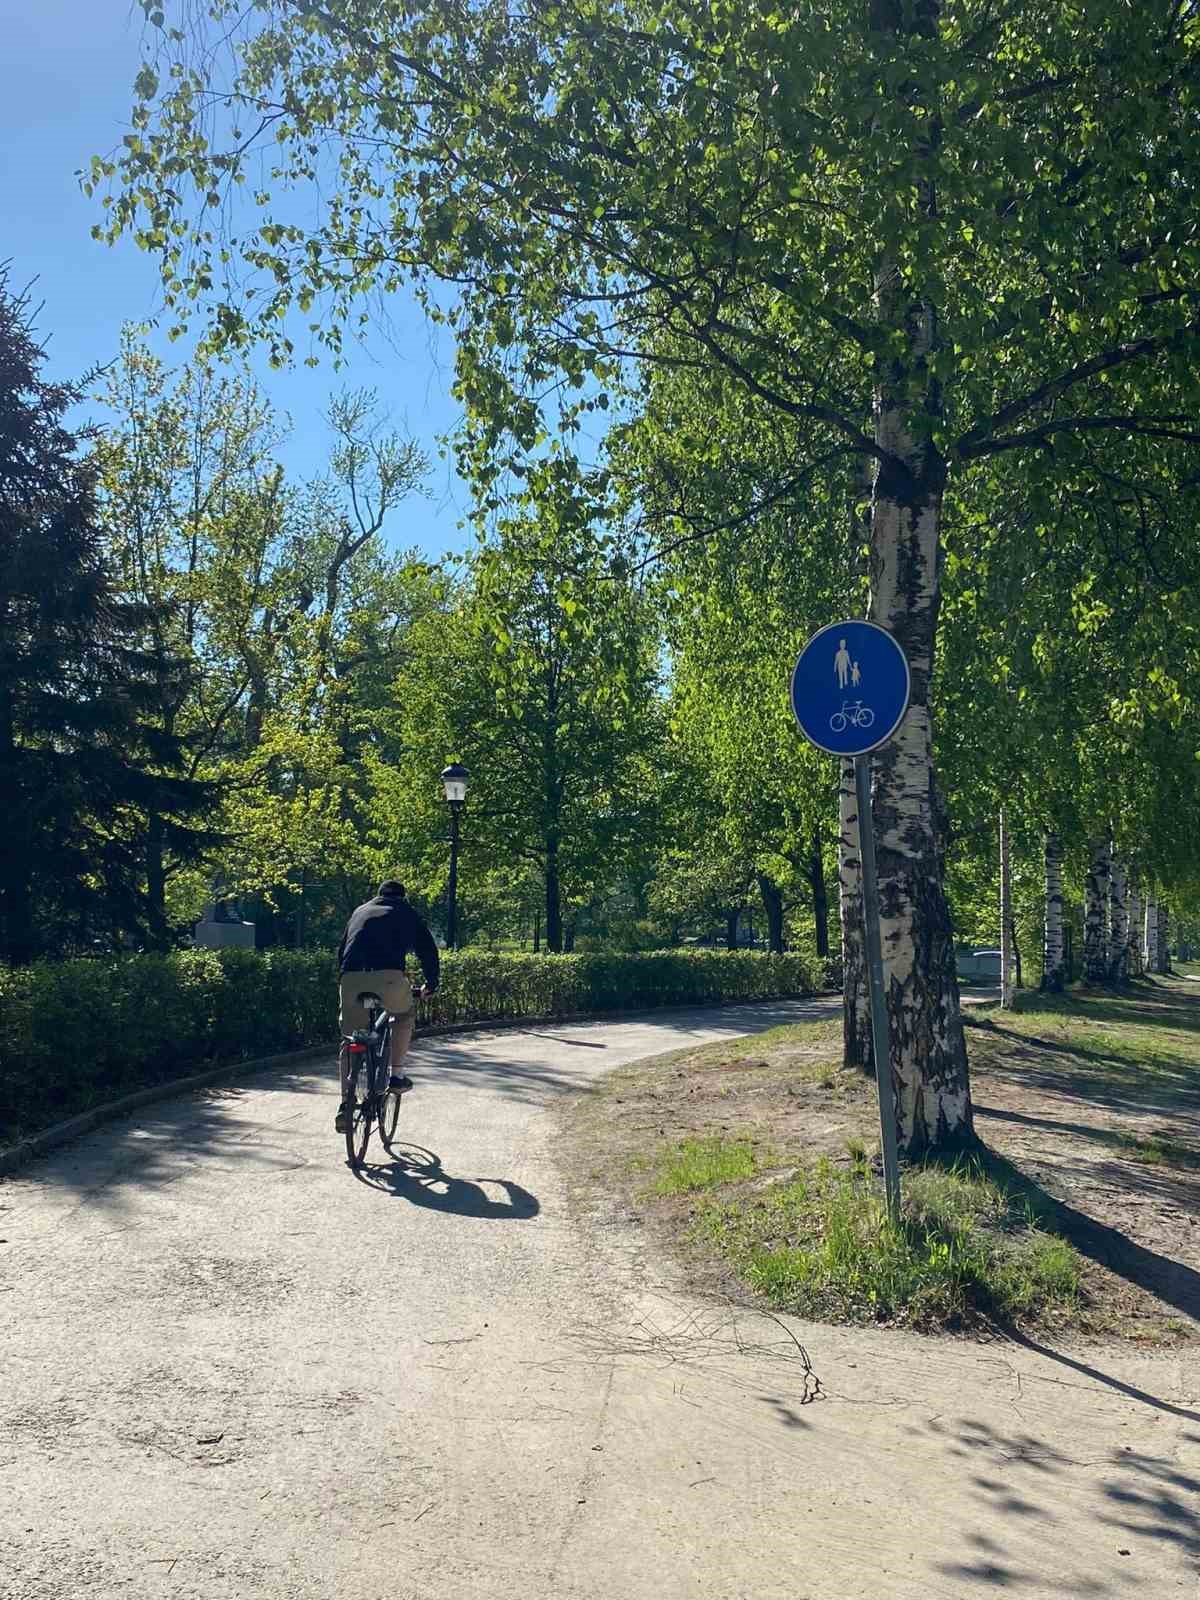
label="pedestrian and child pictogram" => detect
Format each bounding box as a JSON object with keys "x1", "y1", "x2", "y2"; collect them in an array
[{"x1": 789, "y1": 620, "x2": 911, "y2": 757}]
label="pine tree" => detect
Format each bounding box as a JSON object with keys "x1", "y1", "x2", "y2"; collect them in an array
[{"x1": 0, "y1": 266, "x2": 214, "y2": 961}]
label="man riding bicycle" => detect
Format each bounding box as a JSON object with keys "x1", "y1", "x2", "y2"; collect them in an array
[{"x1": 335, "y1": 879, "x2": 440, "y2": 1133}]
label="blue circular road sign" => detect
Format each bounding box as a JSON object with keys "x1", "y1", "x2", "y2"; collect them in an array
[{"x1": 790, "y1": 620, "x2": 911, "y2": 756}]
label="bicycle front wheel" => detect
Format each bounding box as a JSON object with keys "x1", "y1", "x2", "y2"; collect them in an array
[
  {"x1": 341, "y1": 1044, "x2": 373, "y2": 1169},
  {"x1": 378, "y1": 1084, "x2": 402, "y2": 1149}
]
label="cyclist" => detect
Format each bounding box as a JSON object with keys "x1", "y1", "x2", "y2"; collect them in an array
[{"x1": 334, "y1": 879, "x2": 440, "y2": 1133}]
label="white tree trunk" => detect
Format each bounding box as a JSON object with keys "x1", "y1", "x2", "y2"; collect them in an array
[
  {"x1": 999, "y1": 809, "x2": 1014, "y2": 1008},
  {"x1": 1144, "y1": 898, "x2": 1158, "y2": 972},
  {"x1": 838, "y1": 755, "x2": 872, "y2": 1073},
  {"x1": 868, "y1": 420, "x2": 971, "y2": 1153},
  {"x1": 1127, "y1": 877, "x2": 1143, "y2": 978},
  {"x1": 1042, "y1": 832, "x2": 1066, "y2": 991},
  {"x1": 1156, "y1": 903, "x2": 1171, "y2": 974},
  {"x1": 1083, "y1": 838, "x2": 1111, "y2": 984},
  {"x1": 864, "y1": 0, "x2": 970, "y2": 1155},
  {"x1": 1108, "y1": 857, "x2": 1129, "y2": 983}
]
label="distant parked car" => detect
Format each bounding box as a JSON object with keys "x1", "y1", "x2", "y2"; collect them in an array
[{"x1": 956, "y1": 947, "x2": 1002, "y2": 983}]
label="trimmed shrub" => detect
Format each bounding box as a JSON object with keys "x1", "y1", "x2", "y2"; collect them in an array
[
  {"x1": 421, "y1": 949, "x2": 818, "y2": 1025},
  {"x1": 0, "y1": 947, "x2": 819, "y2": 1143}
]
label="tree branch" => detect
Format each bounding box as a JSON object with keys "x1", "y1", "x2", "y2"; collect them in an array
[
  {"x1": 962, "y1": 415, "x2": 1200, "y2": 460},
  {"x1": 957, "y1": 322, "x2": 1200, "y2": 455}
]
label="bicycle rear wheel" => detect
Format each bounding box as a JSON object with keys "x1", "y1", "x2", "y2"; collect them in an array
[{"x1": 341, "y1": 1043, "x2": 373, "y2": 1169}]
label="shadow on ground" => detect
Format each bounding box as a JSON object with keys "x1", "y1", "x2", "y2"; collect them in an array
[
  {"x1": 925, "y1": 1411, "x2": 1200, "y2": 1593},
  {"x1": 3, "y1": 1002, "x2": 830, "y2": 1206},
  {"x1": 978, "y1": 1144, "x2": 1200, "y2": 1329},
  {"x1": 355, "y1": 1140, "x2": 540, "y2": 1219}
]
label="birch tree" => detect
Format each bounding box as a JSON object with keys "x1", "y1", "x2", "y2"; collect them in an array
[
  {"x1": 1127, "y1": 875, "x2": 1144, "y2": 978},
  {"x1": 94, "y1": 0, "x2": 1200, "y2": 1150},
  {"x1": 1108, "y1": 858, "x2": 1130, "y2": 983},
  {"x1": 1083, "y1": 839, "x2": 1112, "y2": 986},
  {"x1": 1042, "y1": 834, "x2": 1067, "y2": 993}
]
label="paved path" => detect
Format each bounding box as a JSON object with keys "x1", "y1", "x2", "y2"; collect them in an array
[{"x1": 1, "y1": 1001, "x2": 1197, "y2": 1599}]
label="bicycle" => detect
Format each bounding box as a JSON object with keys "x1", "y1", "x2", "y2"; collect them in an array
[
  {"x1": 339, "y1": 986, "x2": 424, "y2": 1169},
  {"x1": 829, "y1": 700, "x2": 875, "y2": 734}
]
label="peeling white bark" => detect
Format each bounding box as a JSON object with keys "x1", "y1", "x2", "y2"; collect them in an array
[
  {"x1": 1144, "y1": 898, "x2": 1158, "y2": 972},
  {"x1": 868, "y1": 397, "x2": 971, "y2": 1152},
  {"x1": 862, "y1": 0, "x2": 970, "y2": 1154},
  {"x1": 1126, "y1": 876, "x2": 1143, "y2": 978},
  {"x1": 1083, "y1": 838, "x2": 1111, "y2": 984},
  {"x1": 1108, "y1": 858, "x2": 1129, "y2": 983},
  {"x1": 1042, "y1": 832, "x2": 1066, "y2": 991}
]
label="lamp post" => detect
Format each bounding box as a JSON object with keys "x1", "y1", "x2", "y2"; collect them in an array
[{"x1": 440, "y1": 763, "x2": 470, "y2": 950}]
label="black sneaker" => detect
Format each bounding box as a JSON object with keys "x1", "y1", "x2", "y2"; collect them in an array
[
  {"x1": 335, "y1": 1103, "x2": 350, "y2": 1133},
  {"x1": 388, "y1": 1074, "x2": 414, "y2": 1094}
]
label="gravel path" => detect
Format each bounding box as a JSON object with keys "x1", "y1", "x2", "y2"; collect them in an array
[{"x1": 1, "y1": 999, "x2": 1197, "y2": 1599}]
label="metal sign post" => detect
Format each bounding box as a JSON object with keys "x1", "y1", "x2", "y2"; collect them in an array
[{"x1": 790, "y1": 619, "x2": 910, "y2": 1222}]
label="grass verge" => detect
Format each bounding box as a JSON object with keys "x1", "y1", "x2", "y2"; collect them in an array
[
  {"x1": 695, "y1": 1153, "x2": 1080, "y2": 1332},
  {"x1": 559, "y1": 982, "x2": 1200, "y2": 1343}
]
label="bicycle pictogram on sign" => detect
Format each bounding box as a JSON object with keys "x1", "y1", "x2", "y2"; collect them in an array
[{"x1": 830, "y1": 702, "x2": 875, "y2": 734}]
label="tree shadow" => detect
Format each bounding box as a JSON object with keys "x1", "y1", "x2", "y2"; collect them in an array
[
  {"x1": 9, "y1": 998, "x2": 834, "y2": 1208},
  {"x1": 977, "y1": 1102, "x2": 1190, "y2": 1151},
  {"x1": 999, "y1": 1332, "x2": 1200, "y2": 1423},
  {"x1": 989, "y1": 979, "x2": 1200, "y2": 1038},
  {"x1": 925, "y1": 1413, "x2": 1200, "y2": 1592},
  {"x1": 966, "y1": 1022, "x2": 1200, "y2": 1118},
  {"x1": 355, "y1": 1141, "x2": 540, "y2": 1220},
  {"x1": 976, "y1": 1105, "x2": 1200, "y2": 1198},
  {"x1": 976, "y1": 1145, "x2": 1200, "y2": 1327},
  {"x1": 521, "y1": 1032, "x2": 609, "y2": 1049}
]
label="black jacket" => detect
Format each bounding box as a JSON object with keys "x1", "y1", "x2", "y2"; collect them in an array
[{"x1": 337, "y1": 895, "x2": 441, "y2": 989}]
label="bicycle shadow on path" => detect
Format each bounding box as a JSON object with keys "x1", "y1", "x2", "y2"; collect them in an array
[{"x1": 355, "y1": 1142, "x2": 540, "y2": 1221}]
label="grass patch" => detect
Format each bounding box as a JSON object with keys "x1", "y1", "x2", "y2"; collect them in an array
[
  {"x1": 647, "y1": 1134, "x2": 768, "y2": 1195},
  {"x1": 559, "y1": 981, "x2": 1200, "y2": 1342},
  {"x1": 699, "y1": 1156, "x2": 1082, "y2": 1332},
  {"x1": 1121, "y1": 1131, "x2": 1200, "y2": 1168},
  {"x1": 965, "y1": 982, "x2": 1200, "y2": 1101},
  {"x1": 625, "y1": 1019, "x2": 844, "y2": 1079}
]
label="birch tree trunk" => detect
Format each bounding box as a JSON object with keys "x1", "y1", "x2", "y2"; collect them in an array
[
  {"x1": 999, "y1": 809, "x2": 1014, "y2": 1009},
  {"x1": 1144, "y1": 898, "x2": 1158, "y2": 973},
  {"x1": 1108, "y1": 858, "x2": 1129, "y2": 983},
  {"x1": 839, "y1": 438, "x2": 872, "y2": 1073},
  {"x1": 1083, "y1": 839, "x2": 1111, "y2": 984},
  {"x1": 838, "y1": 756, "x2": 872, "y2": 1073},
  {"x1": 1156, "y1": 903, "x2": 1171, "y2": 974},
  {"x1": 854, "y1": 0, "x2": 972, "y2": 1152},
  {"x1": 1127, "y1": 877, "x2": 1143, "y2": 978},
  {"x1": 868, "y1": 366, "x2": 971, "y2": 1152},
  {"x1": 1042, "y1": 832, "x2": 1066, "y2": 991}
]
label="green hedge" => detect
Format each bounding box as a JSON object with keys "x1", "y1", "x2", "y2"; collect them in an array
[{"x1": 0, "y1": 947, "x2": 821, "y2": 1144}]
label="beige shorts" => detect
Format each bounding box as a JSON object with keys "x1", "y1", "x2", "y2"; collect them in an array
[{"x1": 339, "y1": 969, "x2": 414, "y2": 1034}]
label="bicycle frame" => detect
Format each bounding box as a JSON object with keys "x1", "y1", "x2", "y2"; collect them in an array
[{"x1": 348, "y1": 997, "x2": 392, "y2": 1100}]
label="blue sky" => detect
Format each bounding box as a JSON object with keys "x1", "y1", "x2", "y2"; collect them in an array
[{"x1": 2, "y1": 1, "x2": 472, "y2": 557}]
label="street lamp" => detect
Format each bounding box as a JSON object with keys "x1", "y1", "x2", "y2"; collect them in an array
[{"x1": 440, "y1": 763, "x2": 470, "y2": 950}]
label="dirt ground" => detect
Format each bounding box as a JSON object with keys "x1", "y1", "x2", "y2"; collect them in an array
[{"x1": 560, "y1": 978, "x2": 1200, "y2": 1345}]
